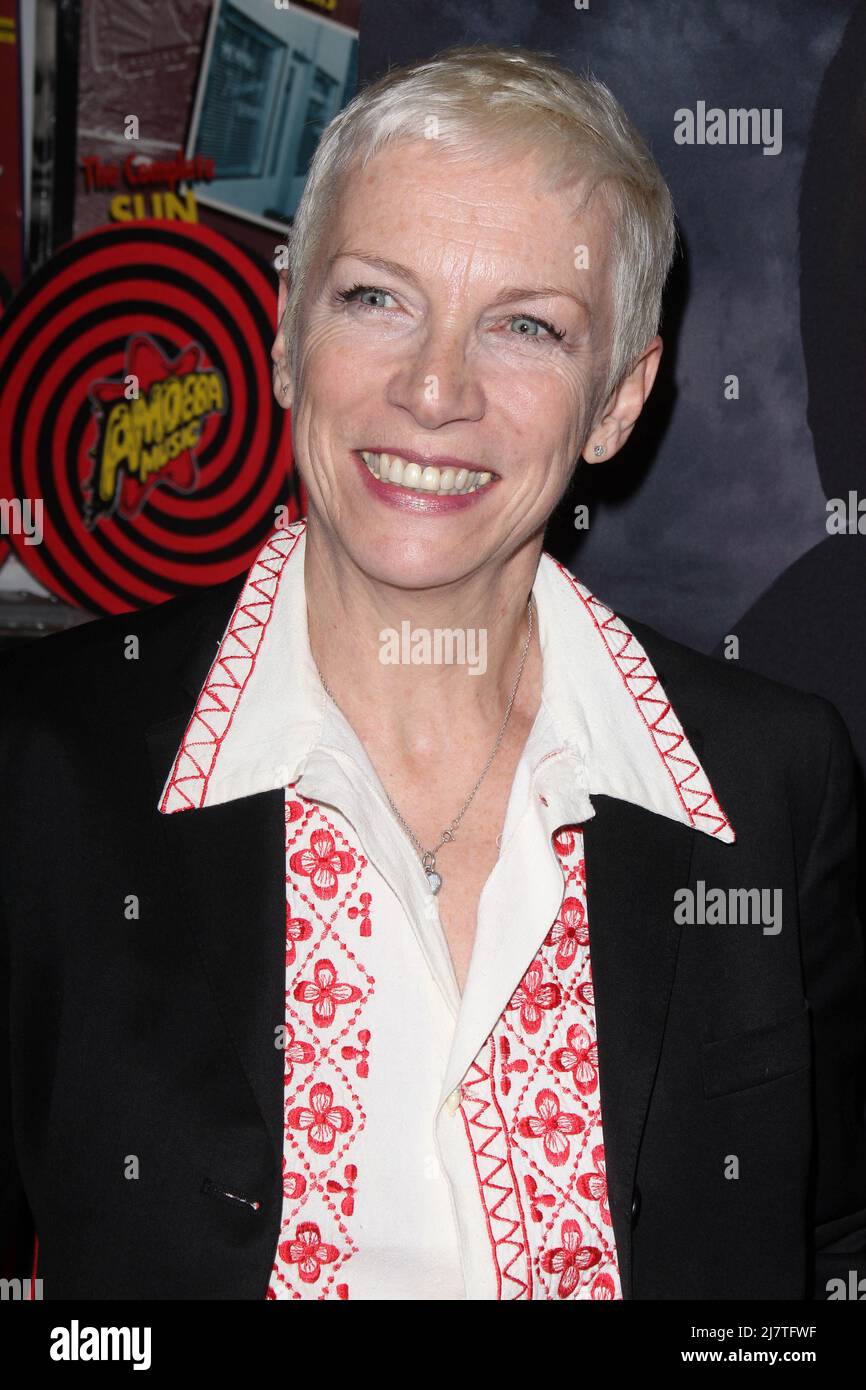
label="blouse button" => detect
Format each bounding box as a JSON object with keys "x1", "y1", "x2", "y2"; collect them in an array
[
  {"x1": 630, "y1": 1185, "x2": 642, "y2": 1228},
  {"x1": 445, "y1": 1088, "x2": 462, "y2": 1115}
]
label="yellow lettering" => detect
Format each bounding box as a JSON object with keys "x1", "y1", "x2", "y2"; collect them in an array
[
  {"x1": 182, "y1": 372, "x2": 198, "y2": 423},
  {"x1": 109, "y1": 194, "x2": 133, "y2": 222},
  {"x1": 162, "y1": 378, "x2": 182, "y2": 433},
  {"x1": 164, "y1": 190, "x2": 197, "y2": 223},
  {"x1": 100, "y1": 403, "x2": 134, "y2": 499},
  {"x1": 207, "y1": 374, "x2": 225, "y2": 411},
  {"x1": 129, "y1": 392, "x2": 164, "y2": 449}
]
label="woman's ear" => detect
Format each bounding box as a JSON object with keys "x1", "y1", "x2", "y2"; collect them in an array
[
  {"x1": 581, "y1": 336, "x2": 663, "y2": 463},
  {"x1": 271, "y1": 271, "x2": 293, "y2": 409}
]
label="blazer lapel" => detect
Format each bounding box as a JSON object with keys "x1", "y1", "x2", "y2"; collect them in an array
[
  {"x1": 582, "y1": 789, "x2": 697, "y2": 1300},
  {"x1": 143, "y1": 583, "x2": 288, "y2": 1166}
]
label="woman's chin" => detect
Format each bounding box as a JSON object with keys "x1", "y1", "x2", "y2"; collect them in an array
[{"x1": 348, "y1": 545, "x2": 477, "y2": 593}]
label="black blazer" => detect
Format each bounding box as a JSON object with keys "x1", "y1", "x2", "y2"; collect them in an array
[{"x1": 1, "y1": 570, "x2": 865, "y2": 1300}]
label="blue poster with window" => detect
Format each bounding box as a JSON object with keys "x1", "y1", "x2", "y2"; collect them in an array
[{"x1": 190, "y1": 0, "x2": 359, "y2": 232}]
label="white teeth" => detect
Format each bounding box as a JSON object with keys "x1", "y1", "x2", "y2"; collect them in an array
[{"x1": 359, "y1": 451, "x2": 493, "y2": 496}]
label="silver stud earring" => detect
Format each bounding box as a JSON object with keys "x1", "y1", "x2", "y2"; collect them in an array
[{"x1": 593, "y1": 444, "x2": 605, "y2": 457}]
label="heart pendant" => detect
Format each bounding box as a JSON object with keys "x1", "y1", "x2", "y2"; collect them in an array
[{"x1": 426, "y1": 870, "x2": 443, "y2": 894}]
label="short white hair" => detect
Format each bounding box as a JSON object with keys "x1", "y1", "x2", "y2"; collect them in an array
[{"x1": 284, "y1": 43, "x2": 677, "y2": 410}]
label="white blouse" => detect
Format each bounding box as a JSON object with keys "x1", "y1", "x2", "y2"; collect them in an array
[{"x1": 159, "y1": 519, "x2": 733, "y2": 1300}]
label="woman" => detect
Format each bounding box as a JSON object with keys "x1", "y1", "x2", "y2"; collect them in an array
[{"x1": 1, "y1": 44, "x2": 864, "y2": 1301}]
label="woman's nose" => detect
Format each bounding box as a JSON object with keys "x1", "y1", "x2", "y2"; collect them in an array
[{"x1": 385, "y1": 327, "x2": 485, "y2": 427}]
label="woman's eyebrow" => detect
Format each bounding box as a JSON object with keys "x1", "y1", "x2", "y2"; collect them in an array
[
  {"x1": 328, "y1": 251, "x2": 424, "y2": 289},
  {"x1": 489, "y1": 284, "x2": 590, "y2": 314},
  {"x1": 329, "y1": 251, "x2": 589, "y2": 315}
]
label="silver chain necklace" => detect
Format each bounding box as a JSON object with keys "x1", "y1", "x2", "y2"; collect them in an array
[{"x1": 312, "y1": 593, "x2": 534, "y2": 894}]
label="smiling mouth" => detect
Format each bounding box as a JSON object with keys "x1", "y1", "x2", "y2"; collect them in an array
[{"x1": 359, "y1": 450, "x2": 494, "y2": 496}]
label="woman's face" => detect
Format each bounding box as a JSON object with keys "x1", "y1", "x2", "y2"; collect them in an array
[{"x1": 278, "y1": 138, "x2": 619, "y2": 590}]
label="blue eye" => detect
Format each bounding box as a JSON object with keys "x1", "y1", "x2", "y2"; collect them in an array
[
  {"x1": 337, "y1": 283, "x2": 396, "y2": 309},
  {"x1": 508, "y1": 314, "x2": 565, "y2": 342}
]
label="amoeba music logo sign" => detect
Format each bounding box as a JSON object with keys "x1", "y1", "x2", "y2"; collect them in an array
[{"x1": 84, "y1": 333, "x2": 227, "y2": 526}]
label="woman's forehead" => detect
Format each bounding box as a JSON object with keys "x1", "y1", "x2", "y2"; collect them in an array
[{"x1": 325, "y1": 142, "x2": 612, "y2": 281}]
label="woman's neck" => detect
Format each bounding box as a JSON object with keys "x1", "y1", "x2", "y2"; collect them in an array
[{"x1": 302, "y1": 518, "x2": 544, "y2": 768}]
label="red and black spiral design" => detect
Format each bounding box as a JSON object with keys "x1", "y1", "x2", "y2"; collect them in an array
[{"x1": 0, "y1": 221, "x2": 297, "y2": 613}]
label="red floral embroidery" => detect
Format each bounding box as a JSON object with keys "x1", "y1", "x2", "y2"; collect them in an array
[
  {"x1": 591, "y1": 1272, "x2": 616, "y2": 1299},
  {"x1": 347, "y1": 892, "x2": 373, "y2": 937},
  {"x1": 524, "y1": 1174, "x2": 556, "y2": 1223},
  {"x1": 281, "y1": 1022, "x2": 316, "y2": 1086},
  {"x1": 288, "y1": 829, "x2": 355, "y2": 900},
  {"x1": 553, "y1": 828, "x2": 577, "y2": 856},
  {"x1": 282, "y1": 1160, "x2": 307, "y2": 1201},
  {"x1": 293, "y1": 958, "x2": 363, "y2": 1028},
  {"x1": 341, "y1": 1029, "x2": 371, "y2": 1079},
  {"x1": 326, "y1": 1163, "x2": 358, "y2": 1217},
  {"x1": 285, "y1": 905, "x2": 313, "y2": 966},
  {"x1": 272, "y1": 780, "x2": 374, "y2": 1301},
  {"x1": 278, "y1": 1222, "x2": 339, "y2": 1284},
  {"x1": 461, "y1": 818, "x2": 622, "y2": 1299},
  {"x1": 517, "y1": 1087, "x2": 585, "y2": 1166},
  {"x1": 506, "y1": 959, "x2": 561, "y2": 1034},
  {"x1": 551, "y1": 1022, "x2": 599, "y2": 1095},
  {"x1": 576, "y1": 1145, "x2": 611, "y2": 1226},
  {"x1": 540, "y1": 1219, "x2": 601, "y2": 1297},
  {"x1": 287, "y1": 1081, "x2": 353, "y2": 1155},
  {"x1": 545, "y1": 896, "x2": 588, "y2": 970},
  {"x1": 498, "y1": 1035, "x2": 528, "y2": 1095}
]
